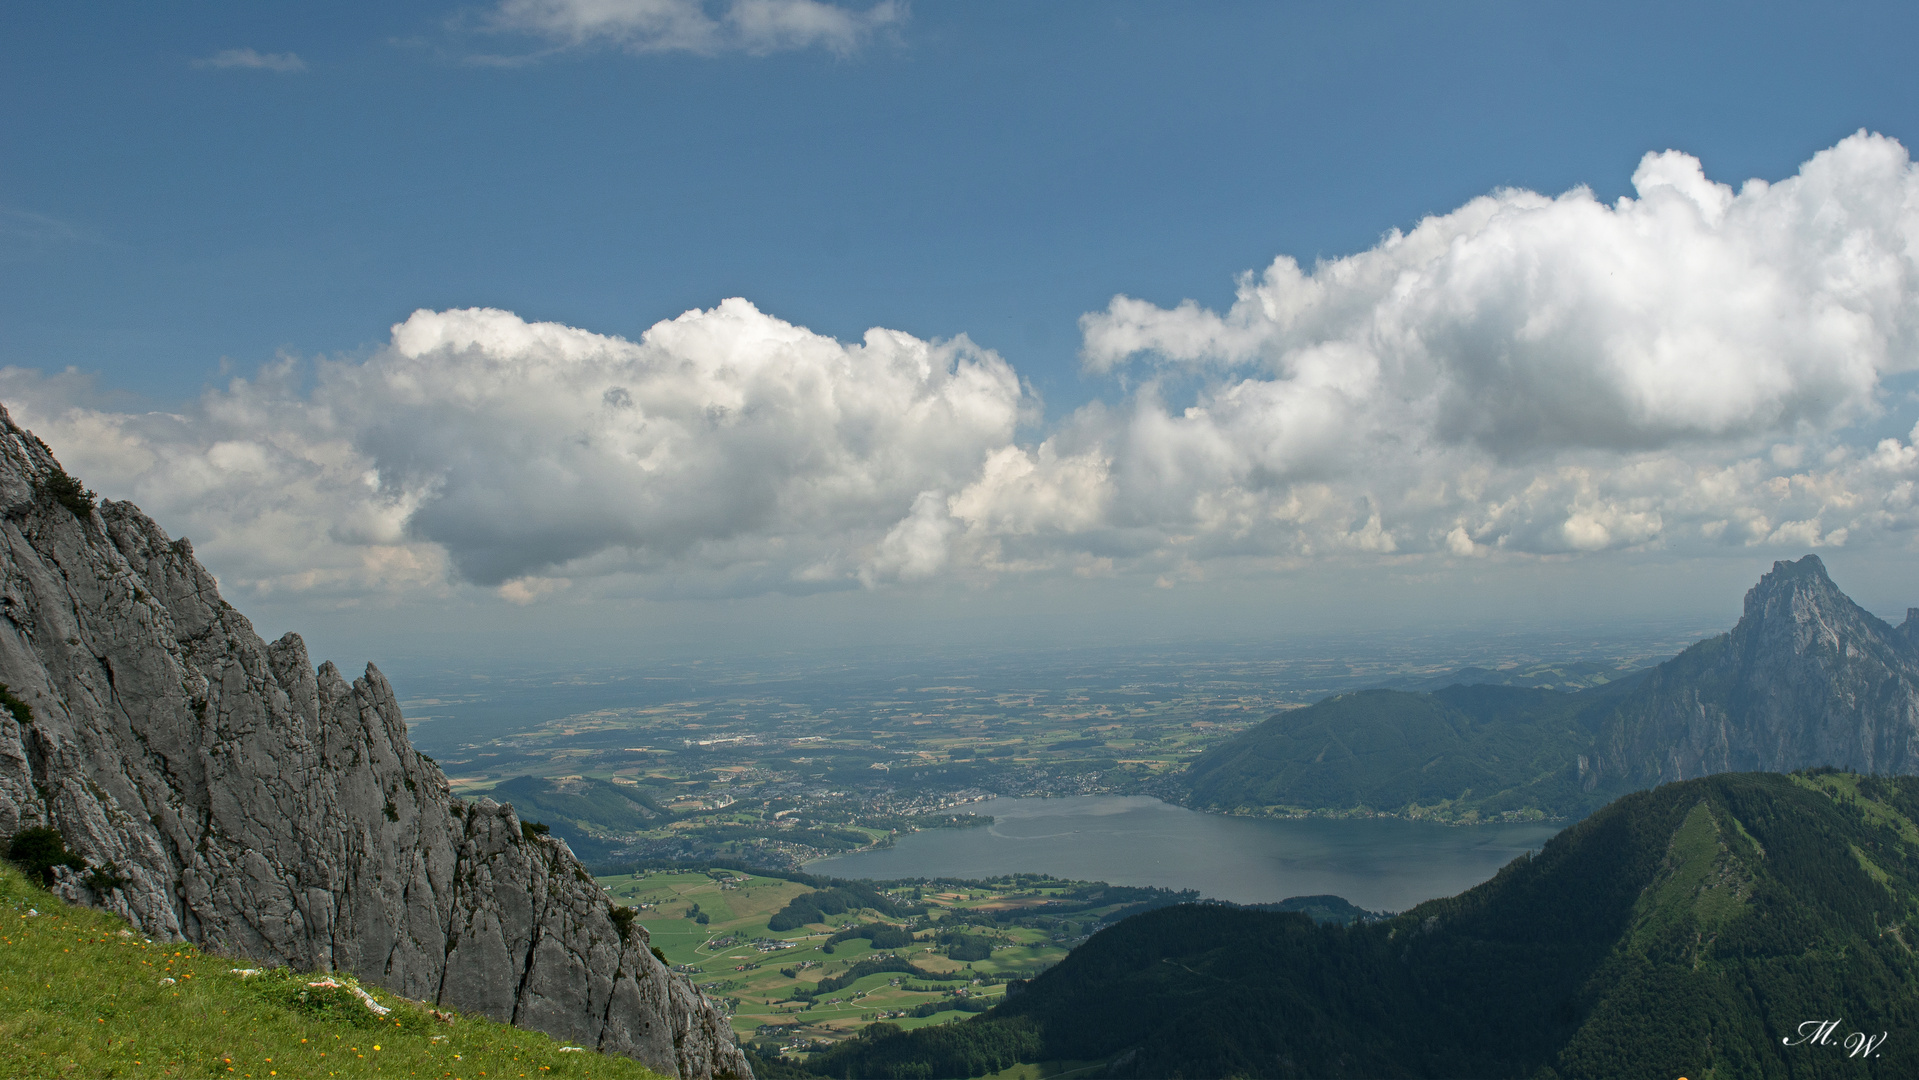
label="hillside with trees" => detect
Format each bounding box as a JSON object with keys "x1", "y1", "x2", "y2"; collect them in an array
[
  {"x1": 799, "y1": 770, "x2": 1919, "y2": 1078},
  {"x1": 1183, "y1": 682, "x2": 1625, "y2": 821}
]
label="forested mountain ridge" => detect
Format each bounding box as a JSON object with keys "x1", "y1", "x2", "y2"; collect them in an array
[
  {"x1": 1184, "y1": 683, "x2": 1617, "y2": 821},
  {"x1": 1186, "y1": 555, "x2": 1919, "y2": 820},
  {"x1": 799, "y1": 770, "x2": 1919, "y2": 1079},
  {"x1": 1381, "y1": 660, "x2": 1649, "y2": 693}
]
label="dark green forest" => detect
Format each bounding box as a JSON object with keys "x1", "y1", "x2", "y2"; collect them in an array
[
  {"x1": 798, "y1": 771, "x2": 1919, "y2": 1078},
  {"x1": 767, "y1": 882, "x2": 922, "y2": 931},
  {"x1": 1183, "y1": 683, "x2": 1636, "y2": 821}
]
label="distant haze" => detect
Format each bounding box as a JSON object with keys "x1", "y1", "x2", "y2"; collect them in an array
[{"x1": 261, "y1": 548, "x2": 1907, "y2": 696}]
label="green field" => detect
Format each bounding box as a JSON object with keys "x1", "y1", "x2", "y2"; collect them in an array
[
  {"x1": 0, "y1": 862, "x2": 666, "y2": 1079},
  {"x1": 600, "y1": 869, "x2": 1162, "y2": 1063}
]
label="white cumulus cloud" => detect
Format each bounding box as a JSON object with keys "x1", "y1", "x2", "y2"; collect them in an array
[
  {"x1": 1047, "y1": 131, "x2": 1919, "y2": 565},
  {"x1": 1084, "y1": 133, "x2": 1919, "y2": 458},
  {"x1": 10, "y1": 134, "x2": 1919, "y2": 604},
  {"x1": 2, "y1": 299, "x2": 1021, "y2": 601}
]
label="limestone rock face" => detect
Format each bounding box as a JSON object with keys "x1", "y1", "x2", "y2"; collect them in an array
[
  {"x1": 1590, "y1": 554, "x2": 1919, "y2": 788},
  {"x1": 0, "y1": 407, "x2": 748, "y2": 1080}
]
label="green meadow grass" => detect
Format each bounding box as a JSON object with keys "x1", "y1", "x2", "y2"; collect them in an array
[{"x1": 0, "y1": 862, "x2": 667, "y2": 1079}]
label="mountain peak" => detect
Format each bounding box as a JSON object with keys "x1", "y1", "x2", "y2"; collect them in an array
[
  {"x1": 1742, "y1": 553, "x2": 1841, "y2": 612},
  {"x1": 1592, "y1": 555, "x2": 1919, "y2": 786},
  {"x1": 1767, "y1": 552, "x2": 1830, "y2": 578},
  {"x1": 1735, "y1": 552, "x2": 1893, "y2": 661}
]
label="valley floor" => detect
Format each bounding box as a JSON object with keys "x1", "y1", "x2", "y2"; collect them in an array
[{"x1": 604, "y1": 868, "x2": 1169, "y2": 1065}]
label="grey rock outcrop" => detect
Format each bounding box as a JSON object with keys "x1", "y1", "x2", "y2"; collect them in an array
[
  {"x1": 1589, "y1": 554, "x2": 1919, "y2": 788},
  {"x1": 0, "y1": 407, "x2": 748, "y2": 1080}
]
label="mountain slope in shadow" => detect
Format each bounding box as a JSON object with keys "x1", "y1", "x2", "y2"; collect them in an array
[{"x1": 803, "y1": 770, "x2": 1919, "y2": 1078}]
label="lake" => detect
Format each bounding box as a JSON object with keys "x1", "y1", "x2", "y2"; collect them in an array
[{"x1": 808, "y1": 795, "x2": 1563, "y2": 913}]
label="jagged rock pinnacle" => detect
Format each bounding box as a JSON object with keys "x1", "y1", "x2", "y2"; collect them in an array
[
  {"x1": 0, "y1": 405, "x2": 749, "y2": 1080},
  {"x1": 1589, "y1": 553, "x2": 1919, "y2": 789}
]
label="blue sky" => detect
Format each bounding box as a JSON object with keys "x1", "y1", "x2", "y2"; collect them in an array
[
  {"x1": 9, "y1": 2, "x2": 1911, "y2": 406},
  {"x1": 6, "y1": 2, "x2": 1919, "y2": 665}
]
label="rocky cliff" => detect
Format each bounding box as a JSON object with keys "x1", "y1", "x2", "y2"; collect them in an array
[
  {"x1": 0, "y1": 407, "x2": 749, "y2": 1080},
  {"x1": 1588, "y1": 553, "x2": 1919, "y2": 788},
  {"x1": 1181, "y1": 554, "x2": 1919, "y2": 821}
]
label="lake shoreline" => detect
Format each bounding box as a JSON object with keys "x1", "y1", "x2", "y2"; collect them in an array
[
  {"x1": 1197, "y1": 803, "x2": 1572, "y2": 826},
  {"x1": 960, "y1": 785, "x2": 1573, "y2": 828},
  {"x1": 806, "y1": 793, "x2": 1561, "y2": 913}
]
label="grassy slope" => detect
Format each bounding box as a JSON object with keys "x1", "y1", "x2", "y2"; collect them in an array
[{"x1": 0, "y1": 863, "x2": 667, "y2": 1080}]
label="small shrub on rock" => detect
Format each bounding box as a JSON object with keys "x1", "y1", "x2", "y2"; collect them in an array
[
  {"x1": 37, "y1": 469, "x2": 95, "y2": 518},
  {"x1": 6, "y1": 826, "x2": 87, "y2": 886}
]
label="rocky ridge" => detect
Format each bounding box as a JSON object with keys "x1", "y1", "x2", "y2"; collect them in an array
[
  {"x1": 1588, "y1": 553, "x2": 1919, "y2": 788},
  {"x1": 0, "y1": 407, "x2": 748, "y2": 1080}
]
